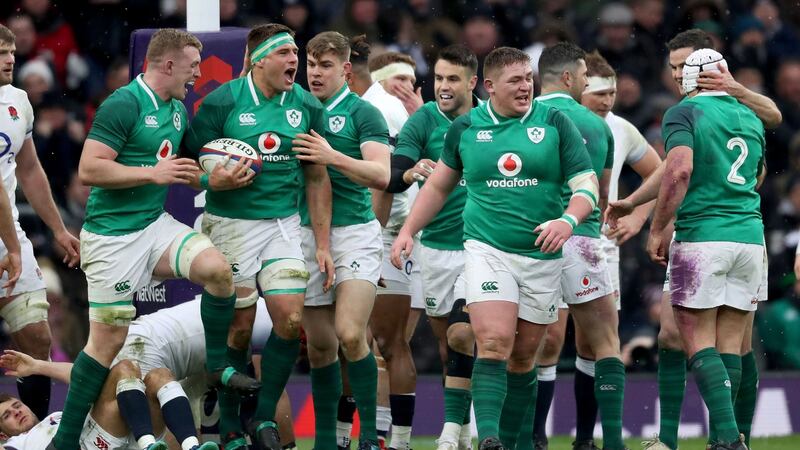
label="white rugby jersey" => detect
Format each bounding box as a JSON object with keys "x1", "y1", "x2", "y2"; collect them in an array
[
  {"x1": 606, "y1": 111, "x2": 649, "y2": 203},
  {"x1": 0, "y1": 84, "x2": 33, "y2": 224},
  {"x1": 362, "y1": 82, "x2": 412, "y2": 234},
  {"x1": 4, "y1": 412, "x2": 60, "y2": 450}
]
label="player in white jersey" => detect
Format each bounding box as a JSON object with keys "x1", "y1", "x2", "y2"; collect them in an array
[
  {"x1": 345, "y1": 44, "x2": 420, "y2": 450},
  {"x1": 0, "y1": 24, "x2": 81, "y2": 422}
]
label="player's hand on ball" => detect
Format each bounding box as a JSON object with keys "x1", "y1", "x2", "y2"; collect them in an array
[
  {"x1": 293, "y1": 130, "x2": 338, "y2": 166},
  {"x1": 604, "y1": 199, "x2": 635, "y2": 227},
  {"x1": 534, "y1": 219, "x2": 573, "y2": 253},
  {"x1": 316, "y1": 248, "x2": 335, "y2": 292},
  {"x1": 210, "y1": 155, "x2": 255, "y2": 191},
  {"x1": 54, "y1": 229, "x2": 80, "y2": 268},
  {"x1": 391, "y1": 232, "x2": 414, "y2": 269},
  {"x1": 0, "y1": 349, "x2": 37, "y2": 378},
  {"x1": 604, "y1": 214, "x2": 646, "y2": 245},
  {"x1": 646, "y1": 230, "x2": 668, "y2": 266},
  {"x1": 152, "y1": 155, "x2": 199, "y2": 185},
  {"x1": 403, "y1": 159, "x2": 436, "y2": 184},
  {"x1": 0, "y1": 251, "x2": 21, "y2": 297}
]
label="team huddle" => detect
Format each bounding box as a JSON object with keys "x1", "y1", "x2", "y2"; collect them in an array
[{"x1": 0, "y1": 16, "x2": 782, "y2": 450}]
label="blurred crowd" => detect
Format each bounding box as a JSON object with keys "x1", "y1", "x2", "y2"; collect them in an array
[{"x1": 1, "y1": 0, "x2": 800, "y2": 373}]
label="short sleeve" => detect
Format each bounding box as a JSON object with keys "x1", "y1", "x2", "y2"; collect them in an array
[
  {"x1": 441, "y1": 115, "x2": 470, "y2": 170},
  {"x1": 21, "y1": 92, "x2": 34, "y2": 138},
  {"x1": 603, "y1": 121, "x2": 615, "y2": 170},
  {"x1": 551, "y1": 109, "x2": 592, "y2": 179},
  {"x1": 394, "y1": 108, "x2": 431, "y2": 161},
  {"x1": 183, "y1": 86, "x2": 232, "y2": 158},
  {"x1": 662, "y1": 103, "x2": 695, "y2": 153},
  {"x1": 622, "y1": 119, "x2": 648, "y2": 164},
  {"x1": 86, "y1": 90, "x2": 139, "y2": 152},
  {"x1": 355, "y1": 102, "x2": 390, "y2": 146}
]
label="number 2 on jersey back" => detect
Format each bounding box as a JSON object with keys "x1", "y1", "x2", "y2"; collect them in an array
[{"x1": 726, "y1": 137, "x2": 748, "y2": 185}]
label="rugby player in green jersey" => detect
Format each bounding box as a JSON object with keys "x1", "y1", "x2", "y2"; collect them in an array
[
  {"x1": 51, "y1": 29, "x2": 258, "y2": 450},
  {"x1": 184, "y1": 24, "x2": 334, "y2": 450},
  {"x1": 392, "y1": 47, "x2": 597, "y2": 450},
  {"x1": 387, "y1": 44, "x2": 481, "y2": 450},
  {"x1": 518, "y1": 42, "x2": 625, "y2": 450},
  {"x1": 294, "y1": 31, "x2": 391, "y2": 450},
  {"x1": 606, "y1": 29, "x2": 780, "y2": 450},
  {"x1": 646, "y1": 48, "x2": 766, "y2": 450}
]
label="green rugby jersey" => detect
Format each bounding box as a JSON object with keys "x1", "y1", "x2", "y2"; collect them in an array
[
  {"x1": 299, "y1": 85, "x2": 389, "y2": 227},
  {"x1": 535, "y1": 92, "x2": 613, "y2": 238},
  {"x1": 662, "y1": 92, "x2": 765, "y2": 244},
  {"x1": 441, "y1": 100, "x2": 592, "y2": 259},
  {"x1": 184, "y1": 74, "x2": 325, "y2": 220},
  {"x1": 394, "y1": 101, "x2": 468, "y2": 250},
  {"x1": 84, "y1": 74, "x2": 188, "y2": 236}
]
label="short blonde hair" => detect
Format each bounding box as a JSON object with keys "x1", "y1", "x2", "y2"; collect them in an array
[{"x1": 146, "y1": 29, "x2": 202, "y2": 62}]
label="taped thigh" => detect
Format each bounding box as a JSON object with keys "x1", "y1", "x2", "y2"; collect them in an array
[
  {"x1": 0, "y1": 289, "x2": 48, "y2": 332},
  {"x1": 169, "y1": 231, "x2": 215, "y2": 279},
  {"x1": 258, "y1": 258, "x2": 309, "y2": 296},
  {"x1": 88, "y1": 301, "x2": 137, "y2": 327}
]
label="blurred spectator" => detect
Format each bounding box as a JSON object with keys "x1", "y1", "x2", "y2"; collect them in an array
[
  {"x1": 6, "y1": 13, "x2": 38, "y2": 81},
  {"x1": 403, "y1": 0, "x2": 460, "y2": 68},
  {"x1": 767, "y1": 59, "x2": 800, "y2": 172},
  {"x1": 728, "y1": 15, "x2": 769, "y2": 73},
  {"x1": 18, "y1": 58, "x2": 54, "y2": 107},
  {"x1": 676, "y1": 0, "x2": 727, "y2": 32},
  {"x1": 85, "y1": 57, "x2": 129, "y2": 126},
  {"x1": 21, "y1": 0, "x2": 84, "y2": 88},
  {"x1": 523, "y1": 20, "x2": 577, "y2": 79},
  {"x1": 59, "y1": 170, "x2": 89, "y2": 233},
  {"x1": 589, "y1": 3, "x2": 662, "y2": 92},
  {"x1": 41, "y1": 259, "x2": 87, "y2": 362},
  {"x1": 32, "y1": 96, "x2": 85, "y2": 202},
  {"x1": 220, "y1": 0, "x2": 244, "y2": 27},
  {"x1": 632, "y1": 0, "x2": 668, "y2": 60},
  {"x1": 752, "y1": 0, "x2": 800, "y2": 62},
  {"x1": 757, "y1": 279, "x2": 800, "y2": 369},
  {"x1": 693, "y1": 19, "x2": 726, "y2": 50},
  {"x1": 330, "y1": 0, "x2": 382, "y2": 44},
  {"x1": 460, "y1": 9, "x2": 499, "y2": 98},
  {"x1": 732, "y1": 66, "x2": 766, "y2": 94}
]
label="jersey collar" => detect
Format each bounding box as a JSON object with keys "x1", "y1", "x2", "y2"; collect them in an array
[
  {"x1": 246, "y1": 72, "x2": 288, "y2": 106},
  {"x1": 434, "y1": 94, "x2": 482, "y2": 123},
  {"x1": 486, "y1": 100, "x2": 532, "y2": 125},
  {"x1": 535, "y1": 91, "x2": 573, "y2": 102},
  {"x1": 135, "y1": 74, "x2": 164, "y2": 110},
  {"x1": 694, "y1": 91, "x2": 730, "y2": 97},
  {"x1": 324, "y1": 83, "x2": 350, "y2": 111}
]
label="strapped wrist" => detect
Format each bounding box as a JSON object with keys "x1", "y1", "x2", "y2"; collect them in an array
[{"x1": 199, "y1": 173, "x2": 210, "y2": 190}]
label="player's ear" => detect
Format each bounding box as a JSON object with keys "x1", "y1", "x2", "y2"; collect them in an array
[
  {"x1": 343, "y1": 61, "x2": 352, "y2": 76},
  {"x1": 483, "y1": 77, "x2": 494, "y2": 95},
  {"x1": 468, "y1": 74, "x2": 478, "y2": 91}
]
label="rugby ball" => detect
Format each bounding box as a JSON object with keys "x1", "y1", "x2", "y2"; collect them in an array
[{"x1": 199, "y1": 138, "x2": 263, "y2": 175}]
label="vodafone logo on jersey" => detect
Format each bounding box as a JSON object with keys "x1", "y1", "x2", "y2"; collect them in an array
[
  {"x1": 497, "y1": 153, "x2": 522, "y2": 177},
  {"x1": 258, "y1": 132, "x2": 291, "y2": 162},
  {"x1": 258, "y1": 132, "x2": 281, "y2": 154},
  {"x1": 156, "y1": 140, "x2": 173, "y2": 160}
]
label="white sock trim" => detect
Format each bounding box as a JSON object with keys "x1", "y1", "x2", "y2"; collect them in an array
[
  {"x1": 156, "y1": 380, "x2": 187, "y2": 406},
  {"x1": 180, "y1": 436, "x2": 200, "y2": 450},
  {"x1": 537, "y1": 365, "x2": 557, "y2": 381},
  {"x1": 137, "y1": 435, "x2": 156, "y2": 449},
  {"x1": 116, "y1": 377, "x2": 145, "y2": 396},
  {"x1": 575, "y1": 356, "x2": 596, "y2": 377}
]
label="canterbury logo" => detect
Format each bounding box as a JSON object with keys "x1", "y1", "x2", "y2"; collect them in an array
[
  {"x1": 94, "y1": 437, "x2": 109, "y2": 450},
  {"x1": 476, "y1": 130, "x2": 493, "y2": 142},
  {"x1": 598, "y1": 384, "x2": 617, "y2": 391},
  {"x1": 144, "y1": 115, "x2": 158, "y2": 127},
  {"x1": 425, "y1": 297, "x2": 436, "y2": 307},
  {"x1": 481, "y1": 281, "x2": 498, "y2": 291},
  {"x1": 239, "y1": 113, "x2": 257, "y2": 125},
  {"x1": 114, "y1": 281, "x2": 131, "y2": 292}
]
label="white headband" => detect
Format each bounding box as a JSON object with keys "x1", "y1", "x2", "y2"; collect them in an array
[
  {"x1": 370, "y1": 62, "x2": 415, "y2": 83},
  {"x1": 584, "y1": 76, "x2": 616, "y2": 94}
]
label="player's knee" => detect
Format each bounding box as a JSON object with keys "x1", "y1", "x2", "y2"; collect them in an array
[
  {"x1": 478, "y1": 333, "x2": 513, "y2": 358},
  {"x1": 446, "y1": 345, "x2": 474, "y2": 378},
  {"x1": 111, "y1": 359, "x2": 142, "y2": 380},
  {"x1": 144, "y1": 367, "x2": 176, "y2": 393},
  {"x1": 446, "y1": 325, "x2": 473, "y2": 355},
  {"x1": 508, "y1": 354, "x2": 535, "y2": 373},
  {"x1": 337, "y1": 328, "x2": 366, "y2": 355},
  {"x1": 275, "y1": 310, "x2": 303, "y2": 339},
  {"x1": 657, "y1": 326, "x2": 682, "y2": 350},
  {"x1": 257, "y1": 259, "x2": 309, "y2": 297},
  {"x1": 202, "y1": 254, "x2": 234, "y2": 290}
]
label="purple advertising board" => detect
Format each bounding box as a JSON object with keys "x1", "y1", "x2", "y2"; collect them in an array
[
  {"x1": 128, "y1": 28, "x2": 248, "y2": 315},
  {"x1": 11, "y1": 375, "x2": 799, "y2": 438}
]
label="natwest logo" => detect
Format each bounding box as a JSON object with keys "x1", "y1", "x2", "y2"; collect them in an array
[
  {"x1": 476, "y1": 130, "x2": 493, "y2": 142},
  {"x1": 239, "y1": 113, "x2": 257, "y2": 126}
]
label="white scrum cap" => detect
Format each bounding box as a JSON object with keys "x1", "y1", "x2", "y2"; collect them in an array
[{"x1": 682, "y1": 48, "x2": 728, "y2": 94}]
